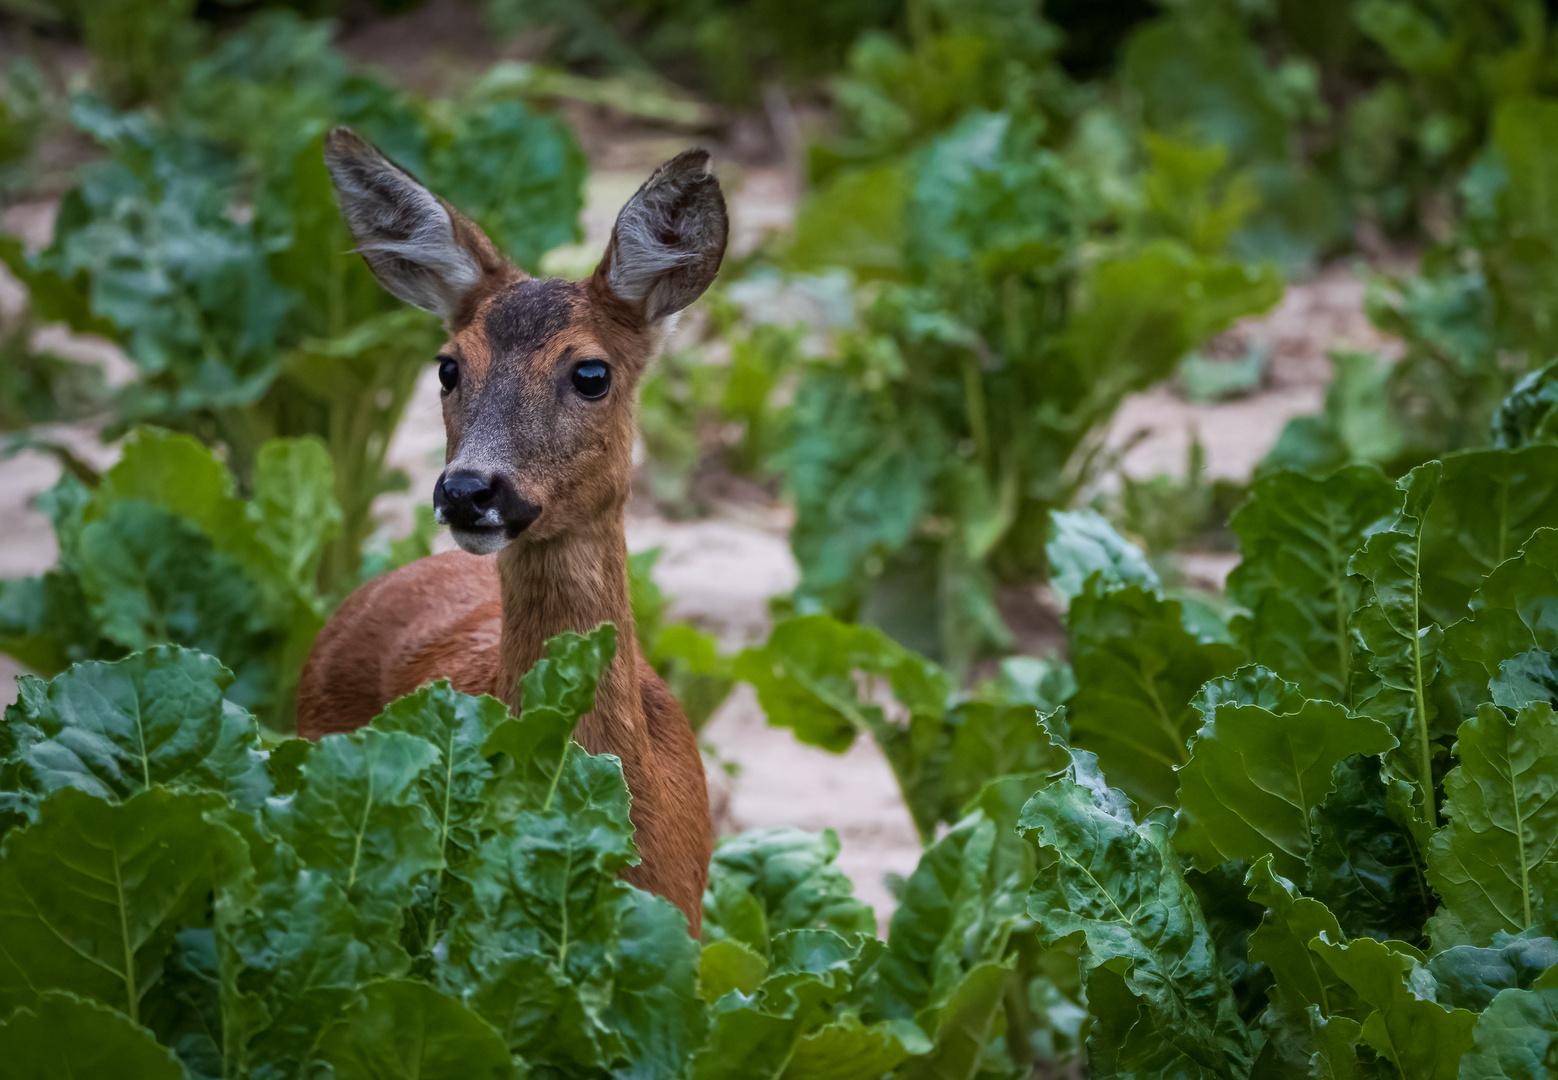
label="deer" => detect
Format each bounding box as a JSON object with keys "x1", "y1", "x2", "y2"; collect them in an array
[{"x1": 296, "y1": 127, "x2": 725, "y2": 933}]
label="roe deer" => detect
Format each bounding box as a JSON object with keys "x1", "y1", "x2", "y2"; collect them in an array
[{"x1": 296, "y1": 128, "x2": 726, "y2": 932}]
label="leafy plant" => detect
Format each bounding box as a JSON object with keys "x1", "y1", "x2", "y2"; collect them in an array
[
  {"x1": 628, "y1": 547, "x2": 735, "y2": 731},
  {"x1": 1, "y1": 11, "x2": 587, "y2": 594},
  {"x1": 0, "y1": 427, "x2": 340, "y2": 731}
]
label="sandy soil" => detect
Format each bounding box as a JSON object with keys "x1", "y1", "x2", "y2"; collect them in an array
[{"x1": 0, "y1": 13, "x2": 1398, "y2": 921}]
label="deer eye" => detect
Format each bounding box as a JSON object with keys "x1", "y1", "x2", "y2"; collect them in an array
[
  {"x1": 437, "y1": 355, "x2": 459, "y2": 393},
  {"x1": 571, "y1": 359, "x2": 611, "y2": 400}
]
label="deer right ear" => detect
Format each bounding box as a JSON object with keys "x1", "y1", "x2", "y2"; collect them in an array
[{"x1": 323, "y1": 127, "x2": 516, "y2": 327}]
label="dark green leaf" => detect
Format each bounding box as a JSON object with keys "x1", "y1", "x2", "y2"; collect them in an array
[
  {"x1": 315, "y1": 978, "x2": 515, "y2": 1080},
  {"x1": 1426, "y1": 933, "x2": 1558, "y2": 1012},
  {"x1": 0, "y1": 990, "x2": 183, "y2": 1079},
  {"x1": 1456, "y1": 980, "x2": 1558, "y2": 1080}
]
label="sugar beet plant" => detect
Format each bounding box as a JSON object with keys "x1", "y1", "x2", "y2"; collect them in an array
[
  {"x1": 1, "y1": 11, "x2": 587, "y2": 593},
  {"x1": 737, "y1": 420, "x2": 1558, "y2": 1073}
]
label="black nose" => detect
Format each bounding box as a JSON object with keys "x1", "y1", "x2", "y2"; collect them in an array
[{"x1": 433, "y1": 470, "x2": 542, "y2": 535}]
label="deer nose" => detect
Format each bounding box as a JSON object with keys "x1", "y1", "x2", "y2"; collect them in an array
[{"x1": 434, "y1": 470, "x2": 497, "y2": 528}]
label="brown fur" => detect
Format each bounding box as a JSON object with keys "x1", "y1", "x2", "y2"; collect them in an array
[{"x1": 298, "y1": 132, "x2": 727, "y2": 933}]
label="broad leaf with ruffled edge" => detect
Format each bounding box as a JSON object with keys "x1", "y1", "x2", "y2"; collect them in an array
[
  {"x1": 703, "y1": 827, "x2": 877, "y2": 954},
  {"x1": 1178, "y1": 665, "x2": 1396, "y2": 879},
  {"x1": 1456, "y1": 972, "x2": 1558, "y2": 1080},
  {"x1": 313, "y1": 978, "x2": 515, "y2": 1080},
  {"x1": 1045, "y1": 509, "x2": 1159, "y2": 608},
  {"x1": 0, "y1": 990, "x2": 184, "y2": 1079}
]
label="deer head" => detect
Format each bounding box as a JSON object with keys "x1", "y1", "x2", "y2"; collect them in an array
[{"x1": 323, "y1": 128, "x2": 728, "y2": 554}]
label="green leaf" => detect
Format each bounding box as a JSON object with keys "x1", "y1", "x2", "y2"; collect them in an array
[
  {"x1": 1438, "y1": 528, "x2": 1558, "y2": 729},
  {"x1": 700, "y1": 939, "x2": 768, "y2": 1002},
  {"x1": 896, "y1": 960, "x2": 1009, "y2": 1080},
  {"x1": 789, "y1": 164, "x2": 909, "y2": 276},
  {"x1": 1492, "y1": 360, "x2": 1558, "y2": 451},
  {"x1": 0, "y1": 990, "x2": 183, "y2": 1079},
  {"x1": 1227, "y1": 466, "x2": 1396, "y2": 701},
  {"x1": 1418, "y1": 447, "x2": 1558, "y2": 627},
  {"x1": 704, "y1": 827, "x2": 877, "y2": 953},
  {"x1": 875, "y1": 773, "x2": 1044, "y2": 1021},
  {"x1": 1065, "y1": 582, "x2": 1243, "y2": 810},
  {"x1": 1456, "y1": 982, "x2": 1558, "y2": 1080},
  {"x1": 249, "y1": 436, "x2": 341, "y2": 598},
  {"x1": 4, "y1": 645, "x2": 268, "y2": 813},
  {"x1": 1021, "y1": 751, "x2": 1254, "y2": 1076},
  {"x1": 1045, "y1": 509, "x2": 1159, "y2": 608},
  {"x1": 784, "y1": 1011, "x2": 926, "y2": 1079},
  {"x1": 1245, "y1": 857, "x2": 1362, "y2": 1019},
  {"x1": 1426, "y1": 934, "x2": 1558, "y2": 1012},
  {"x1": 1426, "y1": 703, "x2": 1558, "y2": 947},
  {"x1": 483, "y1": 624, "x2": 616, "y2": 812},
  {"x1": 1309, "y1": 935, "x2": 1478, "y2": 1080},
  {"x1": 0, "y1": 787, "x2": 242, "y2": 1024},
  {"x1": 1349, "y1": 462, "x2": 1445, "y2": 828},
  {"x1": 1178, "y1": 666, "x2": 1396, "y2": 878},
  {"x1": 315, "y1": 978, "x2": 515, "y2": 1080},
  {"x1": 265, "y1": 728, "x2": 442, "y2": 933}
]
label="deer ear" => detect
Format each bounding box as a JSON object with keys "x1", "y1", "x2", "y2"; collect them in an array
[
  {"x1": 324, "y1": 127, "x2": 516, "y2": 327},
  {"x1": 593, "y1": 149, "x2": 728, "y2": 322}
]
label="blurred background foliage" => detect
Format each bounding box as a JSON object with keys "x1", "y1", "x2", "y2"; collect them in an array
[{"x1": 3, "y1": 0, "x2": 1558, "y2": 683}]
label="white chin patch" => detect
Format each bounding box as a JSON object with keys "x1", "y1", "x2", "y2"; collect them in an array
[{"x1": 451, "y1": 527, "x2": 511, "y2": 556}]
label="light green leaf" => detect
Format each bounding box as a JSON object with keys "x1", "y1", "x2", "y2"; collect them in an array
[
  {"x1": 315, "y1": 978, "x2": 515, "y2": 1080},
  {"x1": 1227, "y1": 465, "x2": 1396, "y2": 701},
  {"x1": 784, "y1": 1011, "x2": 926, "y2": 1079},
  {"x1": 699, "y1": 939, "x2": 768, "y2": 1002},
  {"x1": 249, "y1": 436, "x2": 341, "y2": 597},
  {"x1": 1045, "y1": 509, "x2": 1158, "y2": 607},
  {"x1": 0, "y1": 787, "x2": 242, "y2": 1024},
  {"x1": 1426, "y1": 703, "x2": 1558, "y2": 947},
  {"x1": 1178, "y1": 666, "x2": 1396, "y2": 878},
  {"x1": 703, "y1": 827, "x2": 877, "y2": 954},
  {"x1": 0, "y1": 990, "x2": 183, "y2": 1079}
]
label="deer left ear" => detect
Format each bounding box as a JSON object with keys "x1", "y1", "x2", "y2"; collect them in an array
[{"x1": 592, "y1": 149, "x2": 728, "y2": 323}]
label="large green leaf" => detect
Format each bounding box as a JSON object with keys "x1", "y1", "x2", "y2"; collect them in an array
[
  {"x1": 0, "y1": 990, "x2": 183, "y2": 1079},
  {"x1": 1426, "y1": 934, "x2": 1558, "y2": 1012},
  {"x1": 1417, "y1": 447, "x2": 1558, "y2": 626},
  {"x1": 1226, "y1": 466, "x2": 1396, "y2": 701},
  {"x1": 1245, "y1": 858, "x2": 1362, "y2": 1020},
  {"x1": 1426, "y1": 703, "x2": 1558, "y2": 947},
  {"x1": 1349, "y1": 462, "x2": 1446, "y2": 828},
  {"x1": 314, "y1": 978, "x2": 515, "y2": 1080},
  {"x1": 1178, "y1": 666, "x2": 1395, "y2": 878},
  {"x1": 1065, "y1": 582, "x2": 1243, "y2": 810},
  {"x1": 4, "y1": 645, "x2": 266, "y2": 809},
  {"x1": 1021, "y1": 750, "x2": 1253, "y2": 1077},
  {"x1": 0, "y1": 787, "x2": 242, "y2": 1024},
  {"x1": 1456, "y1": 979, "x2": 1558, "y2": 1080},
  {"x1": 1309, "y1": 935, "x2": 1478, "y2": 1080}
]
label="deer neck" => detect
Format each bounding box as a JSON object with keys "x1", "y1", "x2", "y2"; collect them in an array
[{"x1": 493, "y1": 512, "x2": 645, "y2": 758}]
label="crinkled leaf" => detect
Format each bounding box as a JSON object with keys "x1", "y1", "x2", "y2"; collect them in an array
[
  {"x1": 1426, "y1": 933, "x2": 1558, "y2": 1012},
  {"x1": 1065, "y1": 581, "x2": 1244, "y2": 810},
  {"x1": 1426, "y1": 703, "x2": 1558, "y2": 947},
  {"x1": 1245, "y1": 857, "x2": 1363, "y2": 1020},
  {"x1": 0, "y1": 990, "x2": 183, "y2": 1079},
  {"x1": 704, "y1": 827, "x2": 877, "y2": 953},
  {"x1": 1021, "y1": 750, "x2": 1253, "y2": 1076},
  {"x1": 0, "y1": 787, "x2": 241, "y2": 1022},
  {"x1": 1227, "y1": 465, "x2": 1396, "y2": 701},
  {"x1": 249, "y1": 436, "x2": 341, "y2": 599},
  {"x1": 1178, "y1": 666, "x2": 1395, "y2": 878}
]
